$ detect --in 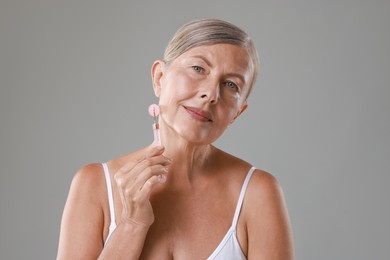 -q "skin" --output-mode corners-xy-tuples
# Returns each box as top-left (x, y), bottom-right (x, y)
(57, 43), (294, 259)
